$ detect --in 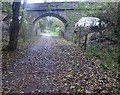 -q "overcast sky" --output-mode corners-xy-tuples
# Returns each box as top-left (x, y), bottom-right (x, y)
(27, 0), (85, 3)
(26, 0), (119, 3)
